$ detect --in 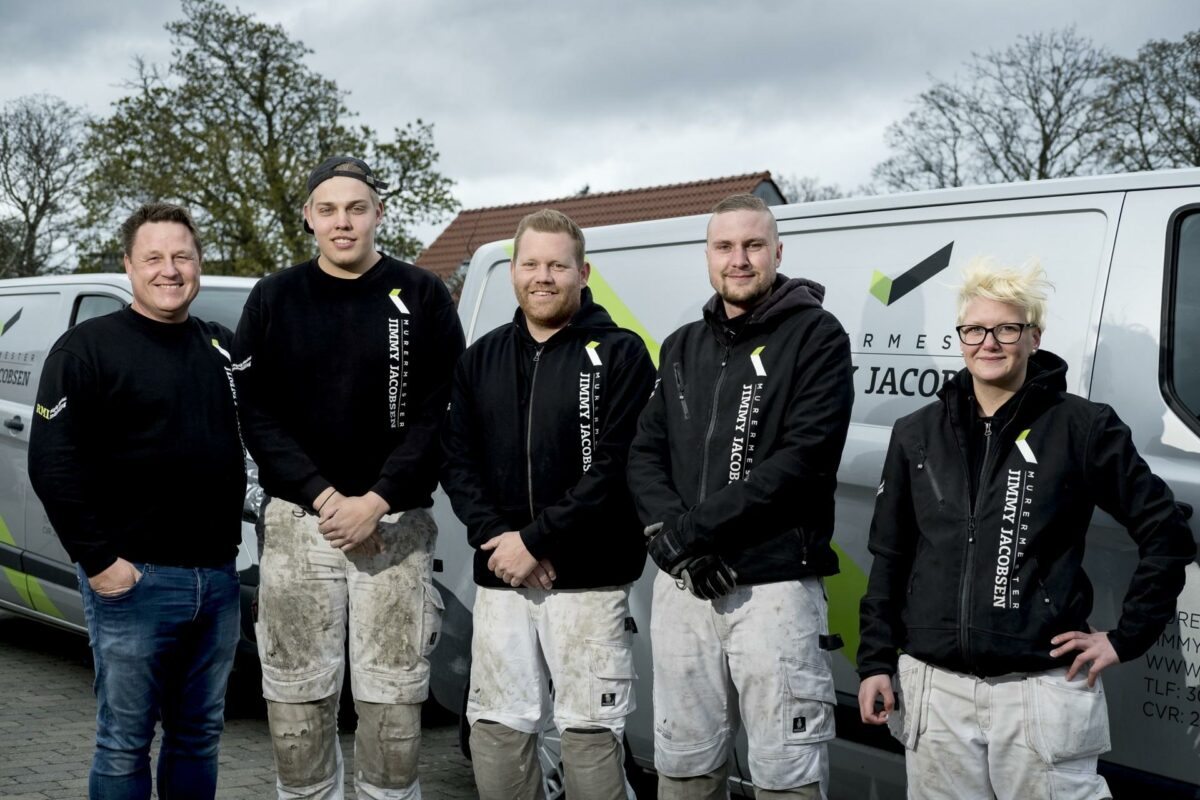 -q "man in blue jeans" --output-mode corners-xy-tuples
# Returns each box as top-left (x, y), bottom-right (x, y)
(29, 203), (246, 799)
